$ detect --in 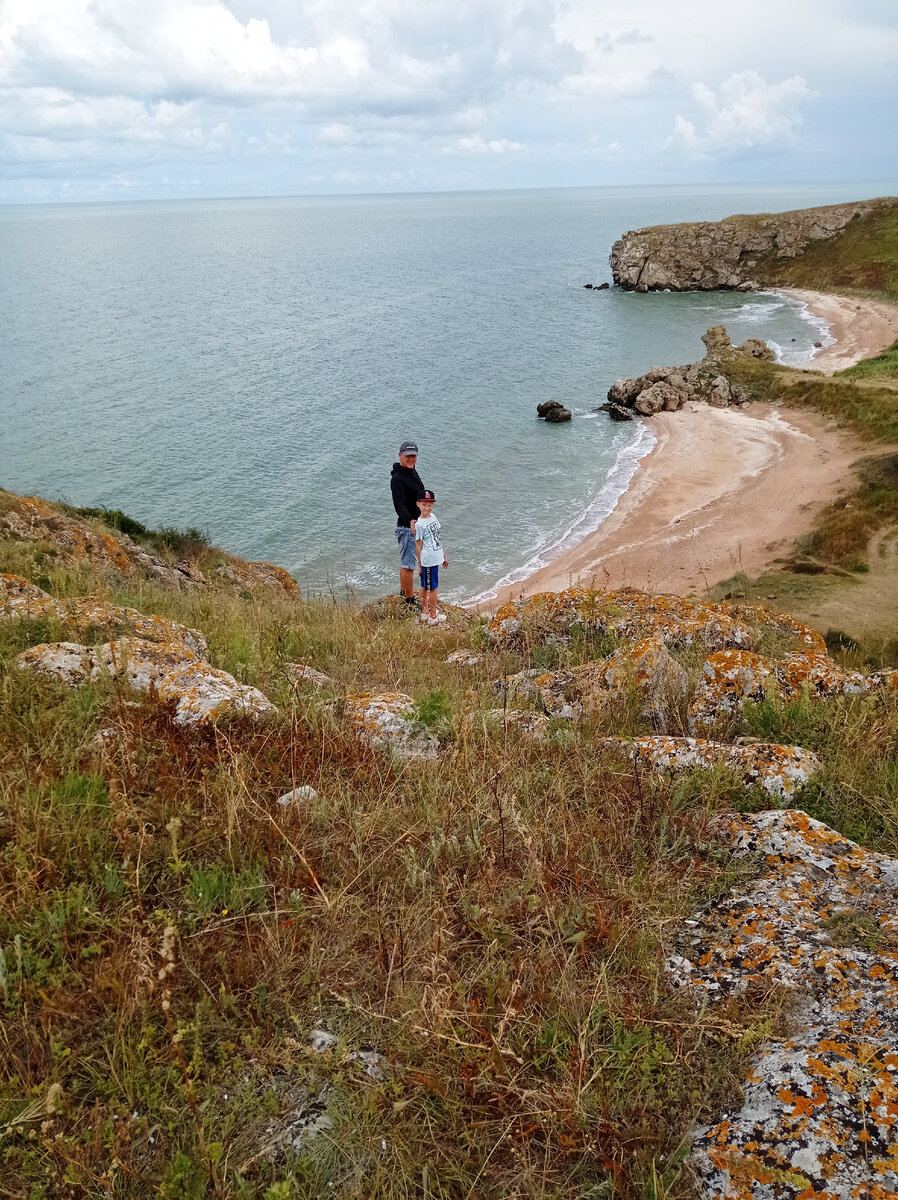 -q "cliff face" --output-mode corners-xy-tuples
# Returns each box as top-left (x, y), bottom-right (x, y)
(609, 197), (897, 291)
